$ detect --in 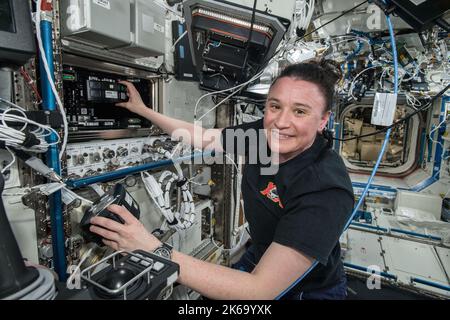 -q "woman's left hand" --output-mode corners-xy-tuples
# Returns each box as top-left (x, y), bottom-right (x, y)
(89, 204), (162, 252)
